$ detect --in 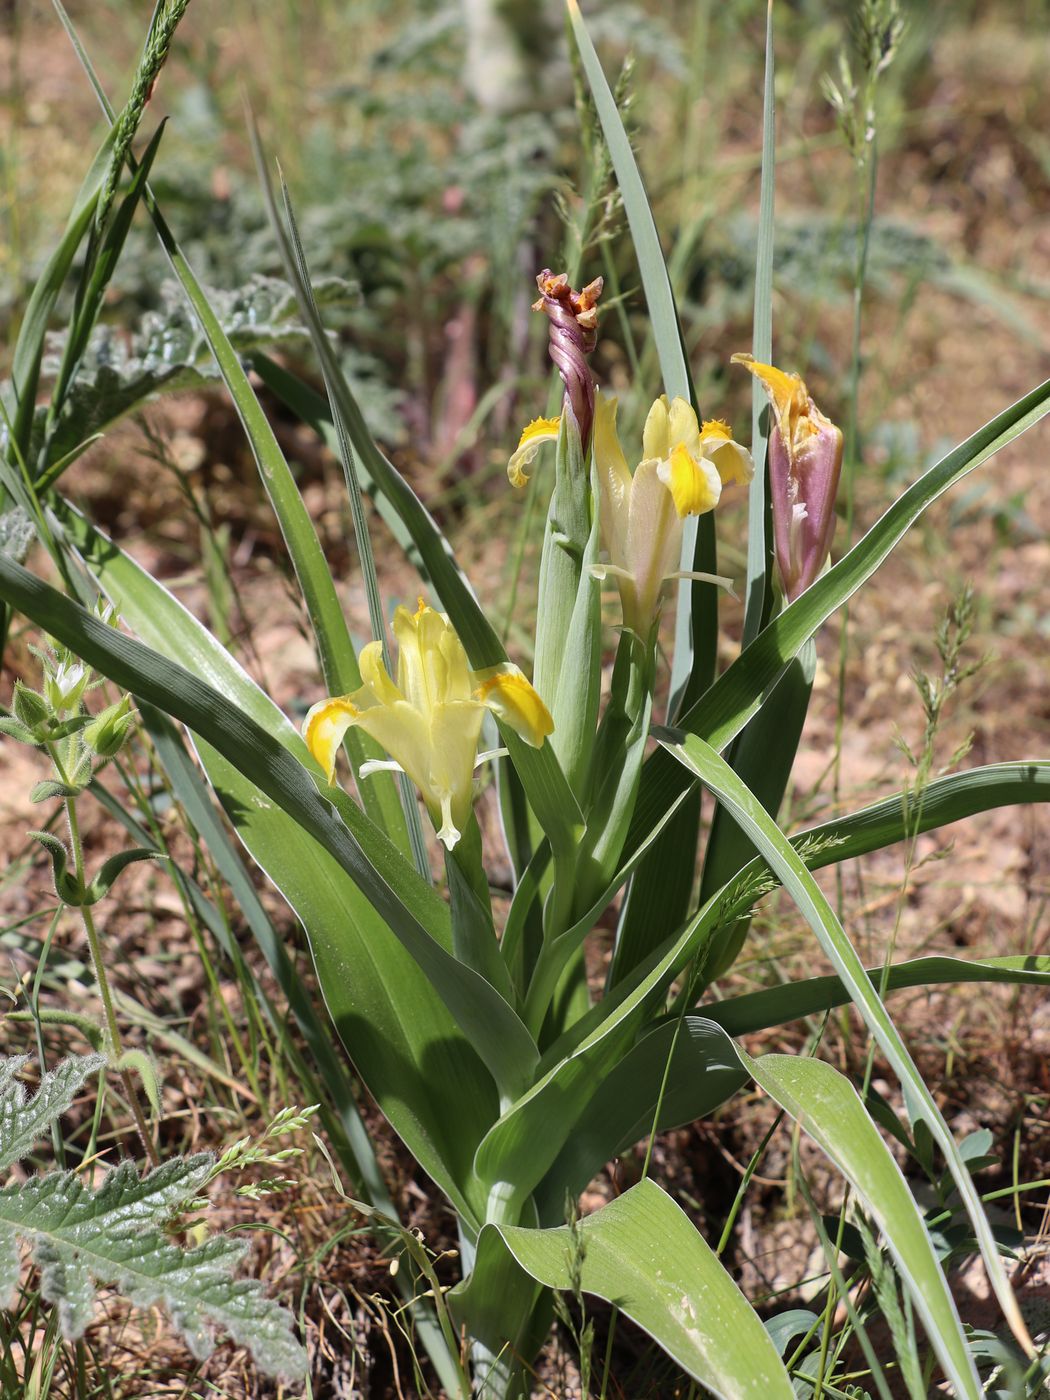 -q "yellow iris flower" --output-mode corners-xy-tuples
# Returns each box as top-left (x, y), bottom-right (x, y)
(304, 601), (552, 850)
(590, 393), (752, 636)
